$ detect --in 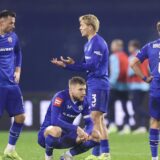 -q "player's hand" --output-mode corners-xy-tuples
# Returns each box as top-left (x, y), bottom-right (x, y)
(77, 127), (89, 142)
(145, 76), (153, 83)
(60, 56), (75, 64)
(88, 129), (100, 142)
(51, 58), (66, 67)
(14, 71), (20, 84)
